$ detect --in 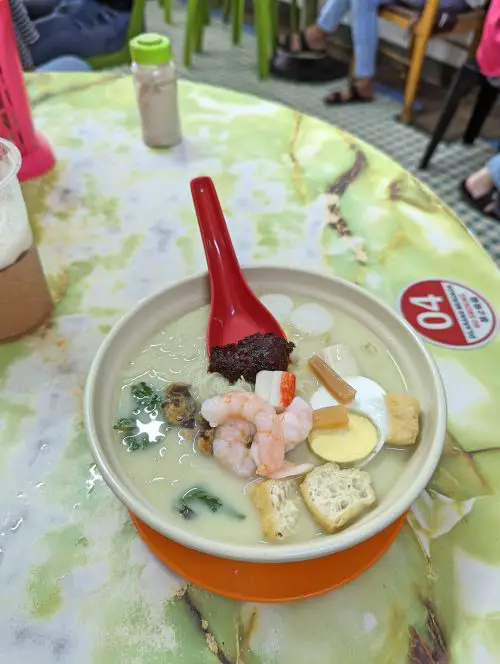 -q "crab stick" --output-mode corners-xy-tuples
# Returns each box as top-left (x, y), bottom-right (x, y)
(308, 355), (357, 404)
(255, 370), (296, 408)
(312, 406), (349, 430)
